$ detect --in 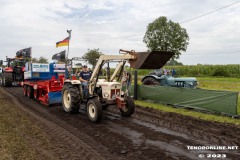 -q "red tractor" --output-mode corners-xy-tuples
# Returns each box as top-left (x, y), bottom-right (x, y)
(1, 57), (26, 87)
